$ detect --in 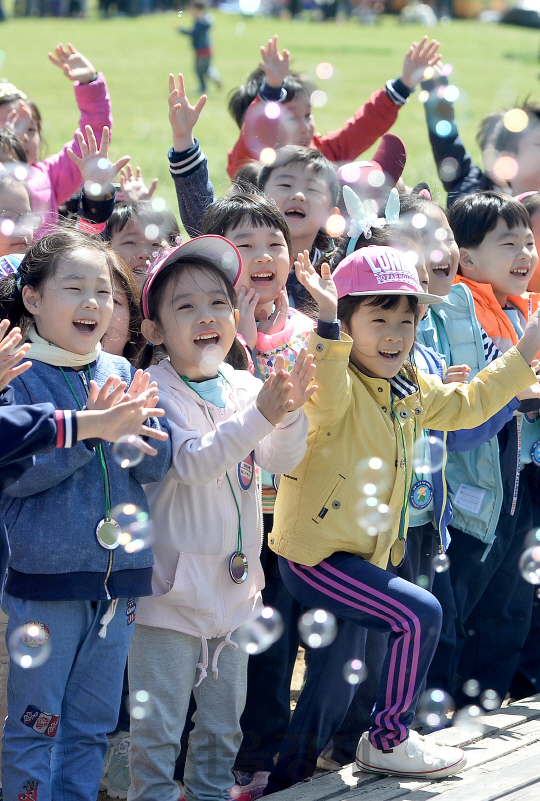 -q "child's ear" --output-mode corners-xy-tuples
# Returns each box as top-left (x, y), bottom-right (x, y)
(459, 246), (477, 275)
(141, 318), (165, 346)
(21, 285), (39, 315)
